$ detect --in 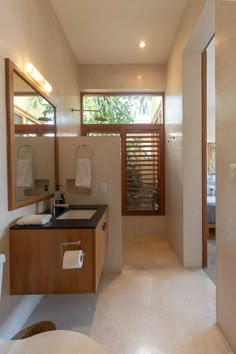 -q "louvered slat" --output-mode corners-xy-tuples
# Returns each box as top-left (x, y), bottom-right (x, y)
(125, 131), (160, 213)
